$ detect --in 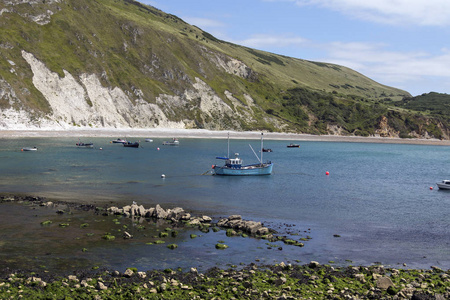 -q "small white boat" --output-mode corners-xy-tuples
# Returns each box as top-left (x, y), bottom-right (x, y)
(21, 147), (38, 151)
(145, 138), (153, 142)
(76, 142), (94, 148)
(163, 138), (179, 146)
(437, 180), (450, 190)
